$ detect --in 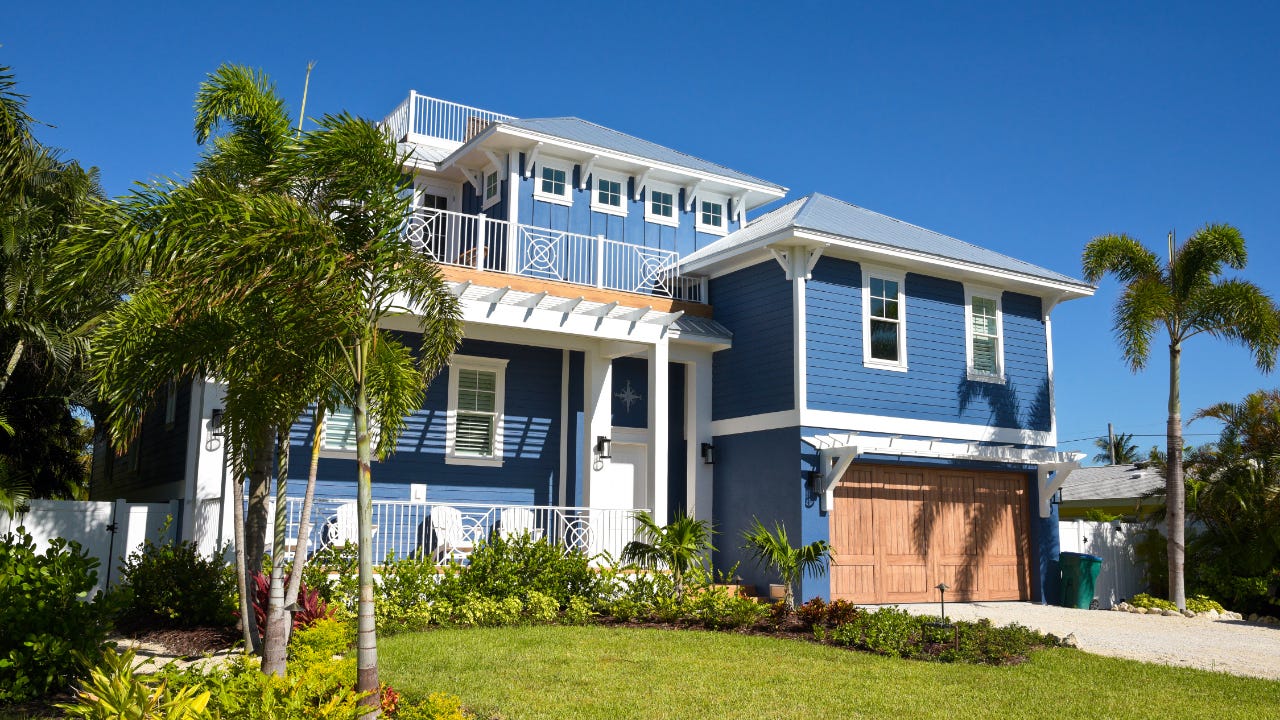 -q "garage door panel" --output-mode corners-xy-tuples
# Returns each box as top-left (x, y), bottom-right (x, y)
(831, 465), (1031, 604)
